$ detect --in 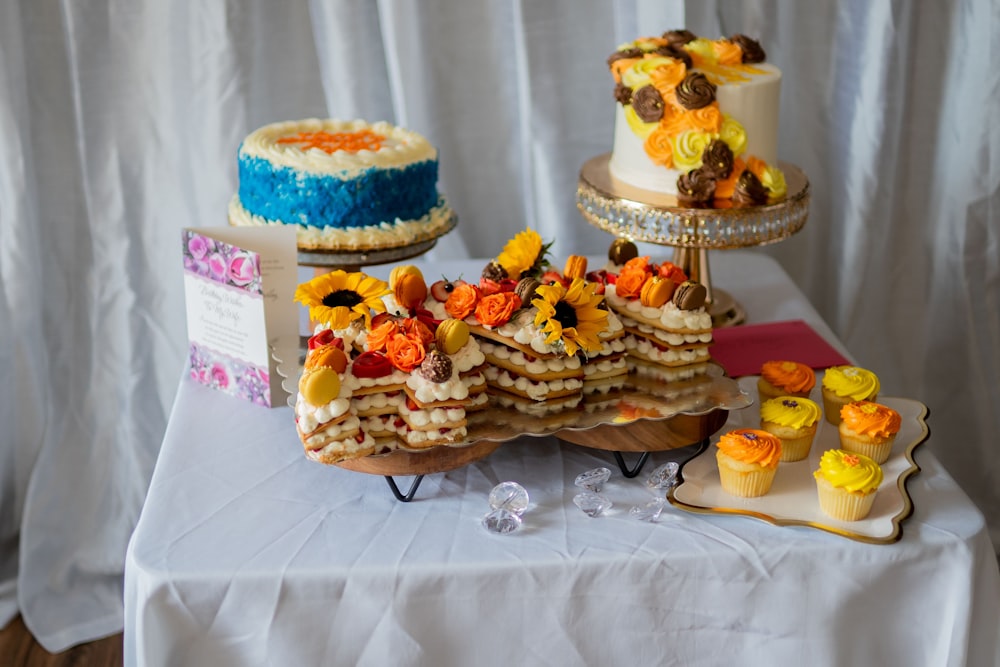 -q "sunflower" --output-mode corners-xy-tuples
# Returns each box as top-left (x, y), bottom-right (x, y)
(496, 228), (551, 279)
(295, 270), (390, 330)
(531, 278), (608, 356)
